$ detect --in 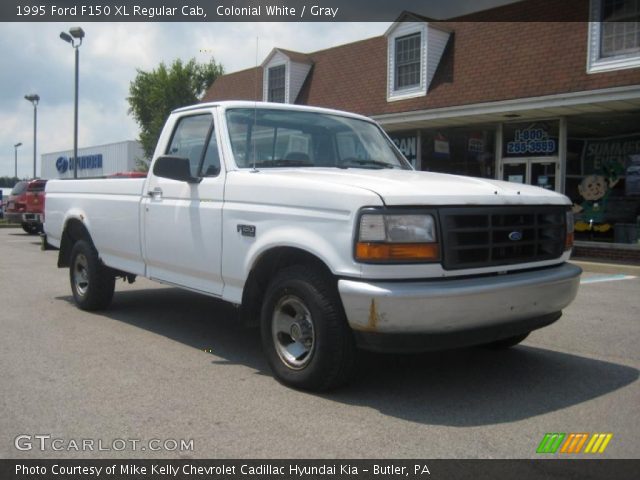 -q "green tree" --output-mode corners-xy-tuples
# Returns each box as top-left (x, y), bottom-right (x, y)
(128, 58), (224, 165)
(0, 177), (19, 188)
